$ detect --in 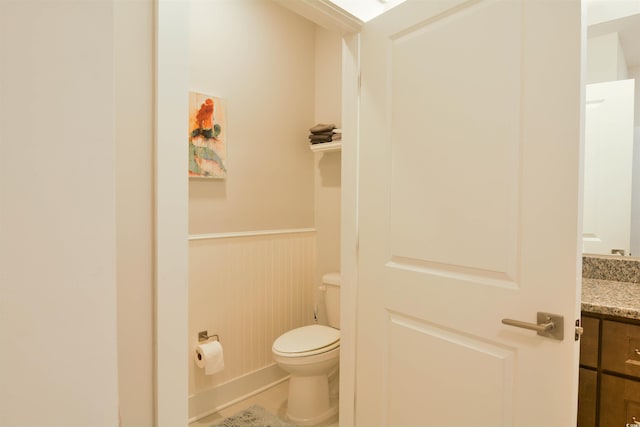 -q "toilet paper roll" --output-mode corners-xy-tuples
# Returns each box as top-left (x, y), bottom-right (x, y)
(195, 341), (225, 375)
